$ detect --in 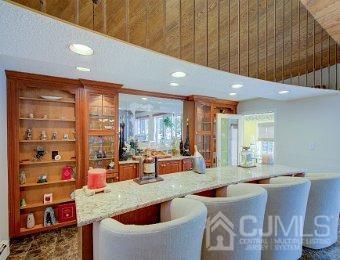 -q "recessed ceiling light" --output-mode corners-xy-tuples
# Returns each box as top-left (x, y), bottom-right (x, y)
(141, 97), (148, 100)
(169, 82), (179, 87)
(229, 92), (237, 96)
(69, 43), (93, 56)
(231, 84), (243, 89)
(278, 90), (290, 95)
(171, 71), (186, 78)
(76, 66), (90, 72)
